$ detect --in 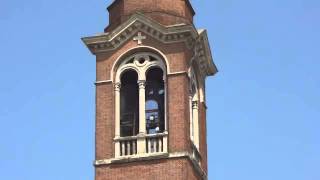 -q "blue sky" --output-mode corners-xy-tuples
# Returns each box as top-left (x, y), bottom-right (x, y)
(0, 0), (319, 179)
